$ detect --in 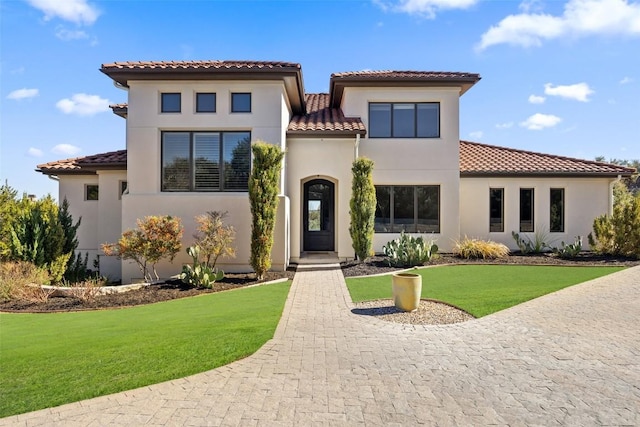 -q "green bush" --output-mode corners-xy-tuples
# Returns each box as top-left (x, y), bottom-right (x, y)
(453, 237), (510, 259)
(349, 157), (376, 261)
(511, 228), (553, 254)
(382, 232), (438, 267)
(588, 181), (640, 258)
(249, 142), (284, 280)
(553, 236), (583, 259)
